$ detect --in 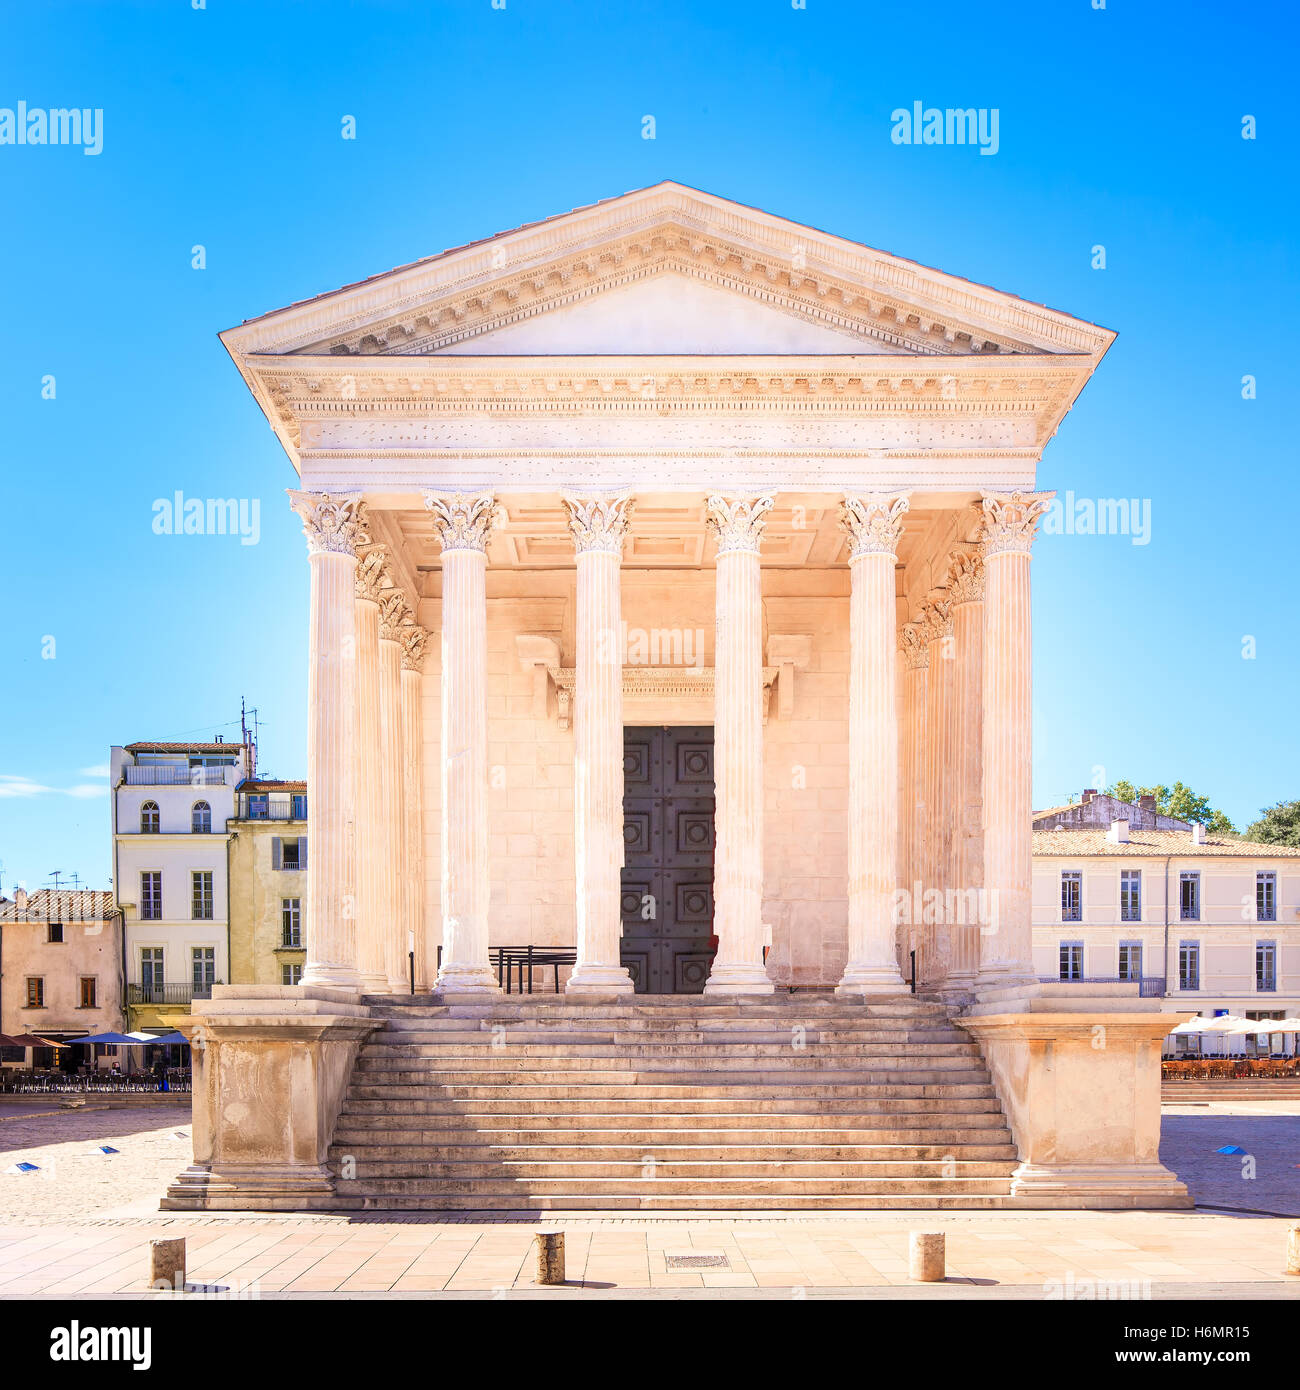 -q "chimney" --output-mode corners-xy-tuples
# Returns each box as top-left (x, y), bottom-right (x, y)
(1191, 823), (1206, 845)
(1108, 819), (1130, 844)
(14, 887), (27, 910)
(1138, 795), (1156, 812)
(1082, 788), (1097, 803)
